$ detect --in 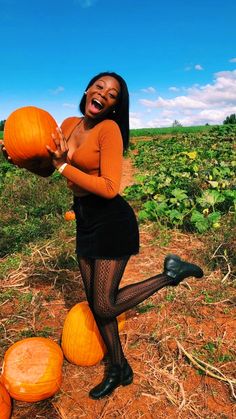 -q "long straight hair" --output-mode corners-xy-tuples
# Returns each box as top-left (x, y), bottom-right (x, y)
(79, 72), (130, 151)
